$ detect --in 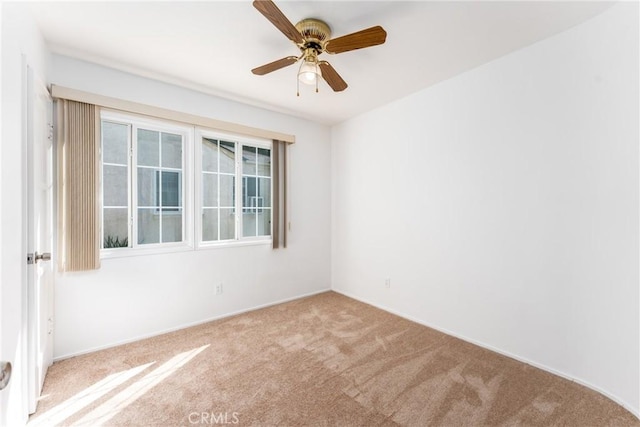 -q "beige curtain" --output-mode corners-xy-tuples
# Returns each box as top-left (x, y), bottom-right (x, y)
(56, 99), (101, 271)
(272, 140), (288, 249)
